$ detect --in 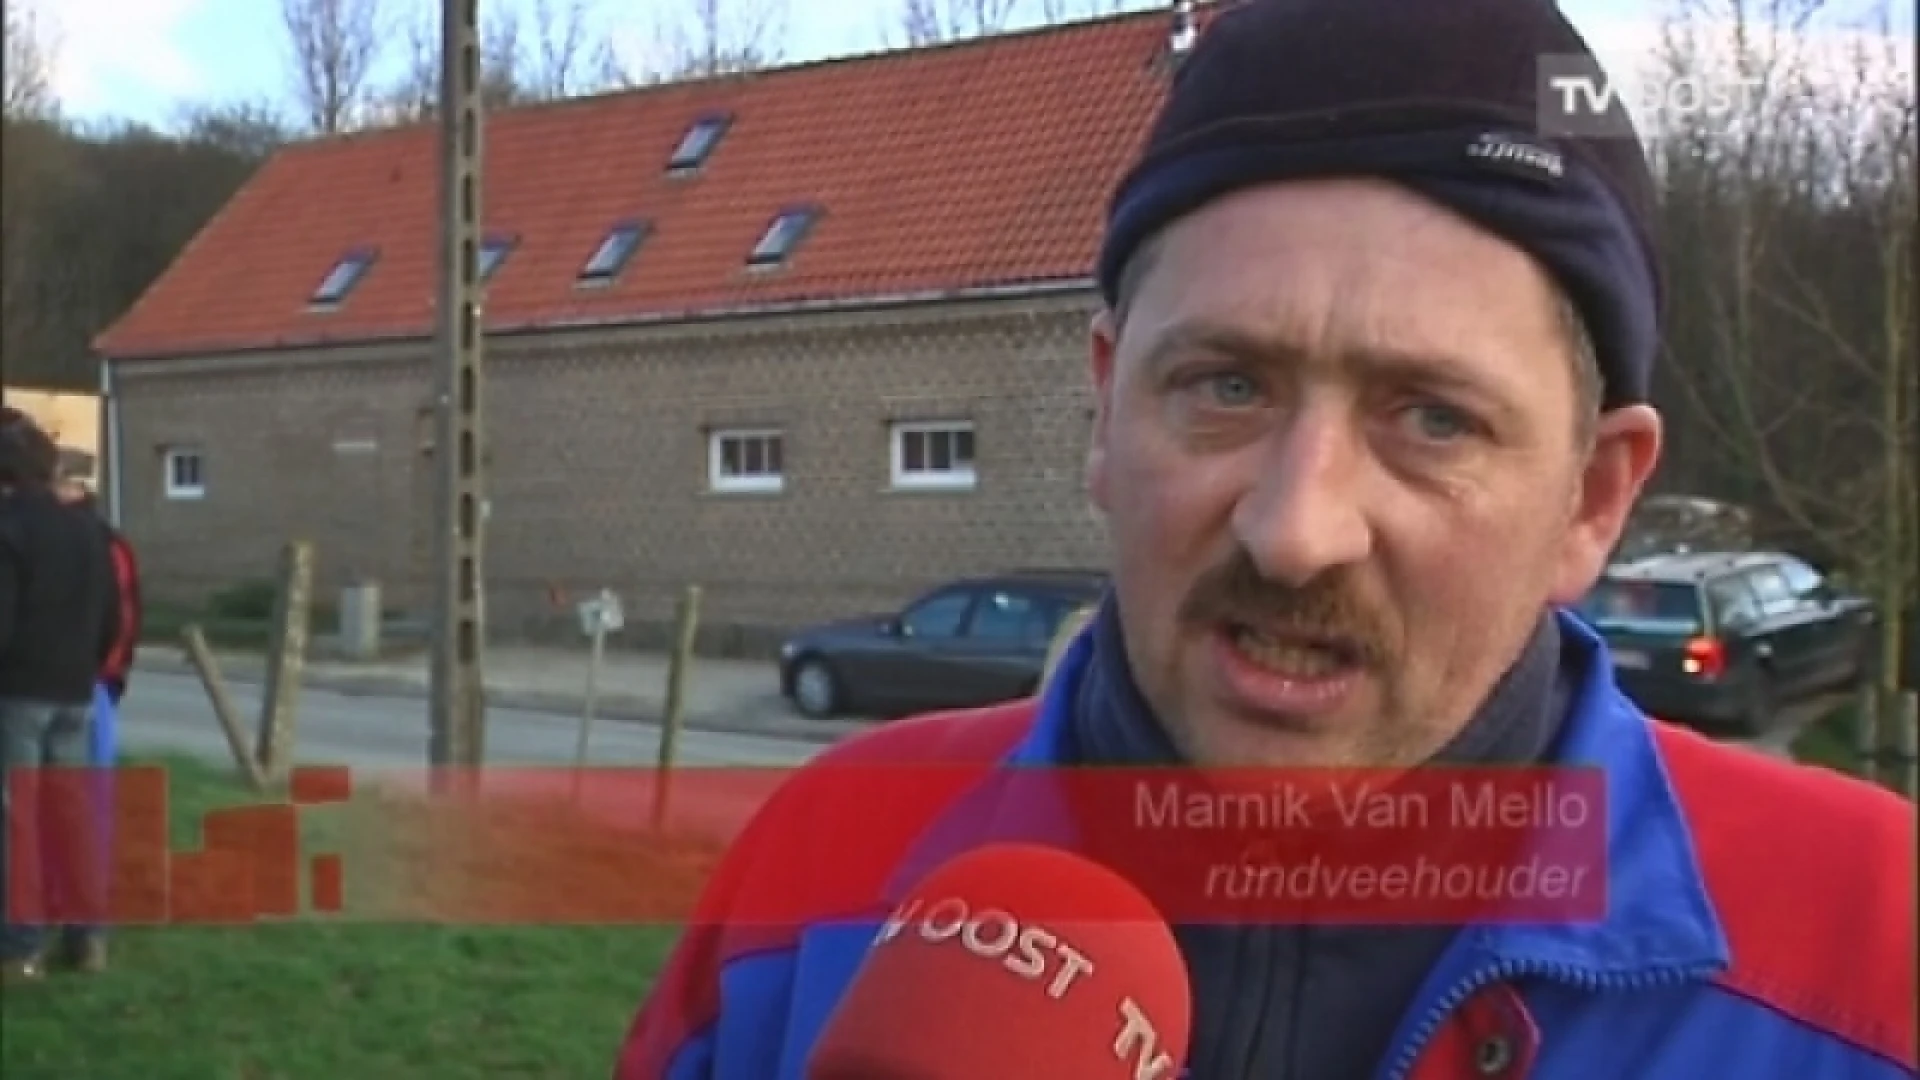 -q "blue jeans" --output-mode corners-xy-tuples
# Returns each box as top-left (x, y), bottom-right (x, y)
(0, 697), (103, 961)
